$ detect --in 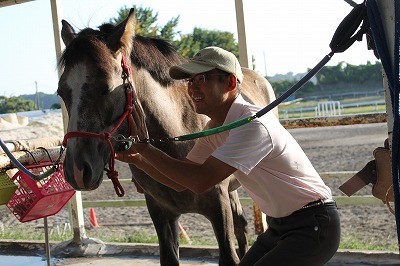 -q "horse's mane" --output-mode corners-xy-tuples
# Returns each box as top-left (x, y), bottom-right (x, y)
(130, 35), (186, 86)
(59, 23), (185, 86)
